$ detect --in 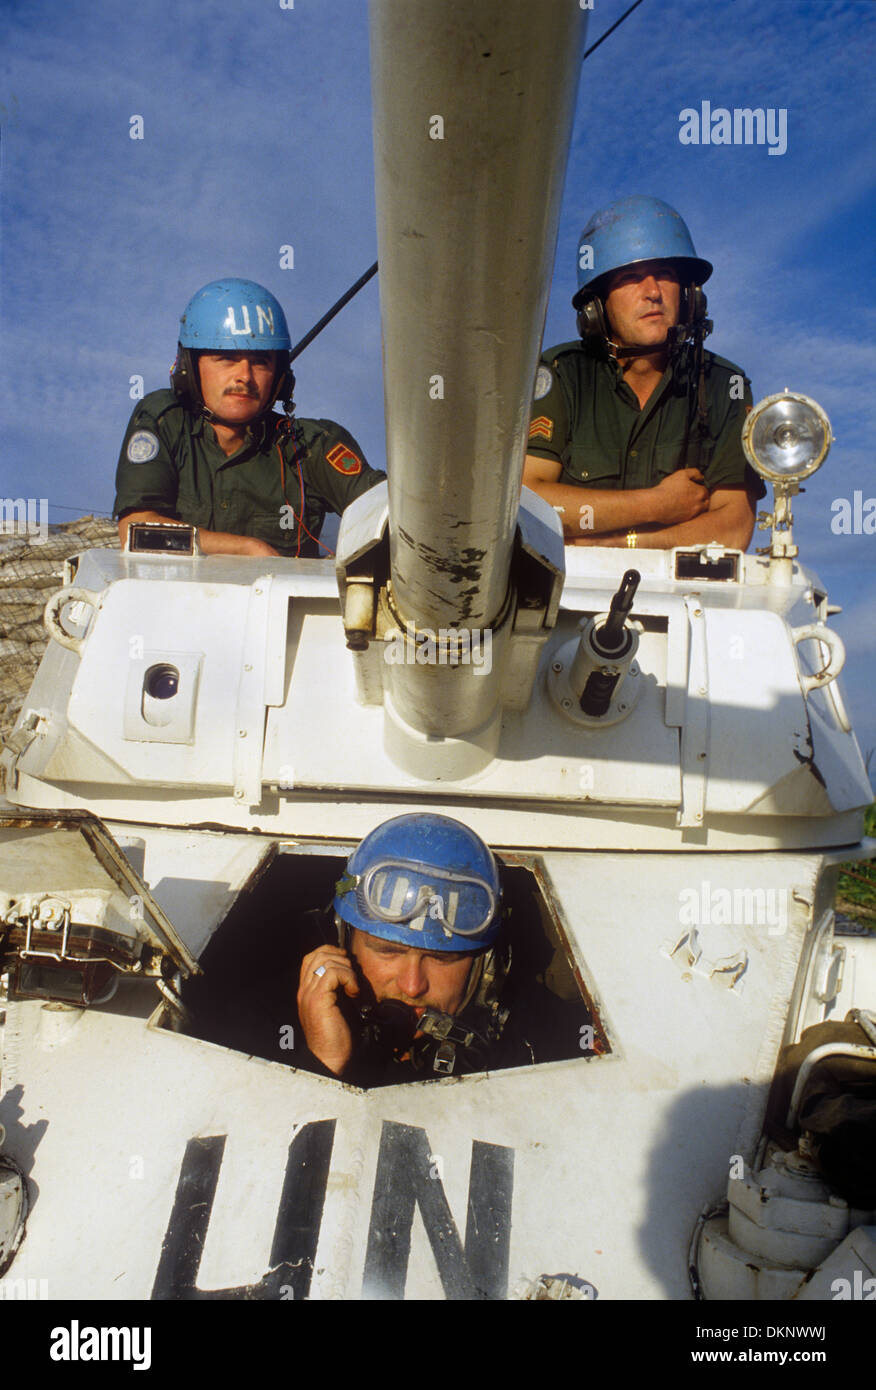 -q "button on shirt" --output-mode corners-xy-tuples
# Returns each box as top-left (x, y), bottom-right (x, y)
(114, 390), (383, 557)
(528, 341), (765, 498)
